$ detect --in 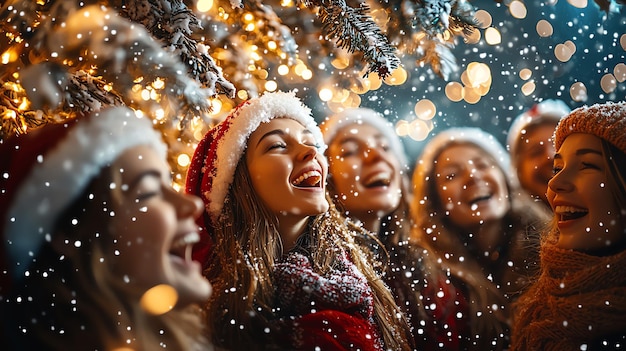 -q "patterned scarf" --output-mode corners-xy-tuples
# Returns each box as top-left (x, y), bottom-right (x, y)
(511, 243), (626, 350)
